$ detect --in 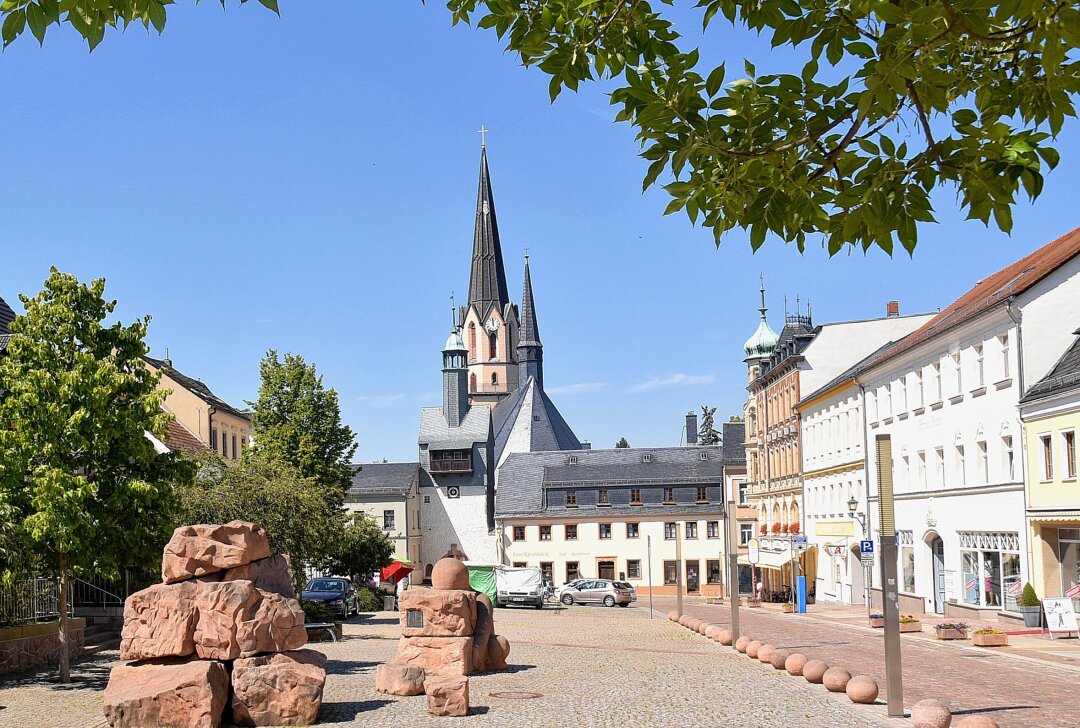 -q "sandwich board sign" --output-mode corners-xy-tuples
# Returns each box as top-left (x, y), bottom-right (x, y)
(1043, 597), (1078, 637)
